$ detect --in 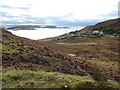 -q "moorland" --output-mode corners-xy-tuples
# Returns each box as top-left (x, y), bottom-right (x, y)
(1, 18), (120, 88)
